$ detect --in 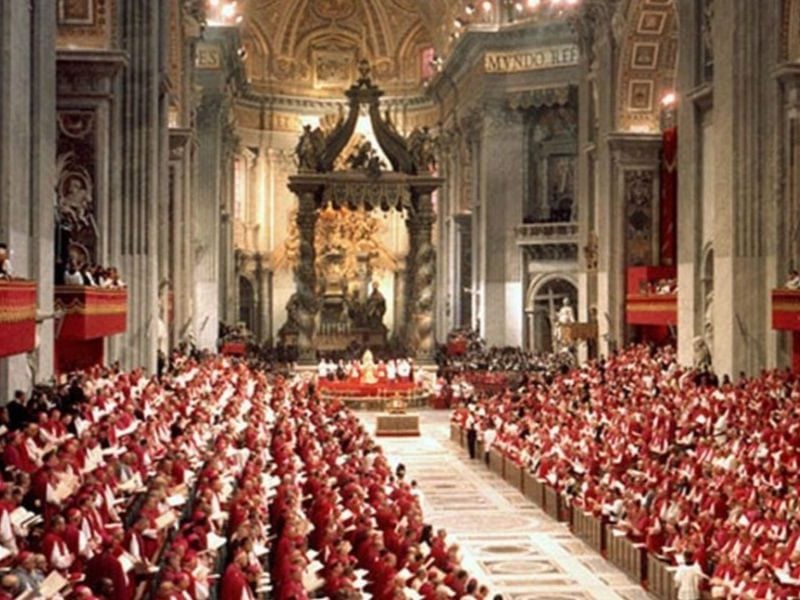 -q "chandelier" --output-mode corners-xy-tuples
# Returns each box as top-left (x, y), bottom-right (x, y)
(206, 0), (243, 26)
(452, 0), (581, 36)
